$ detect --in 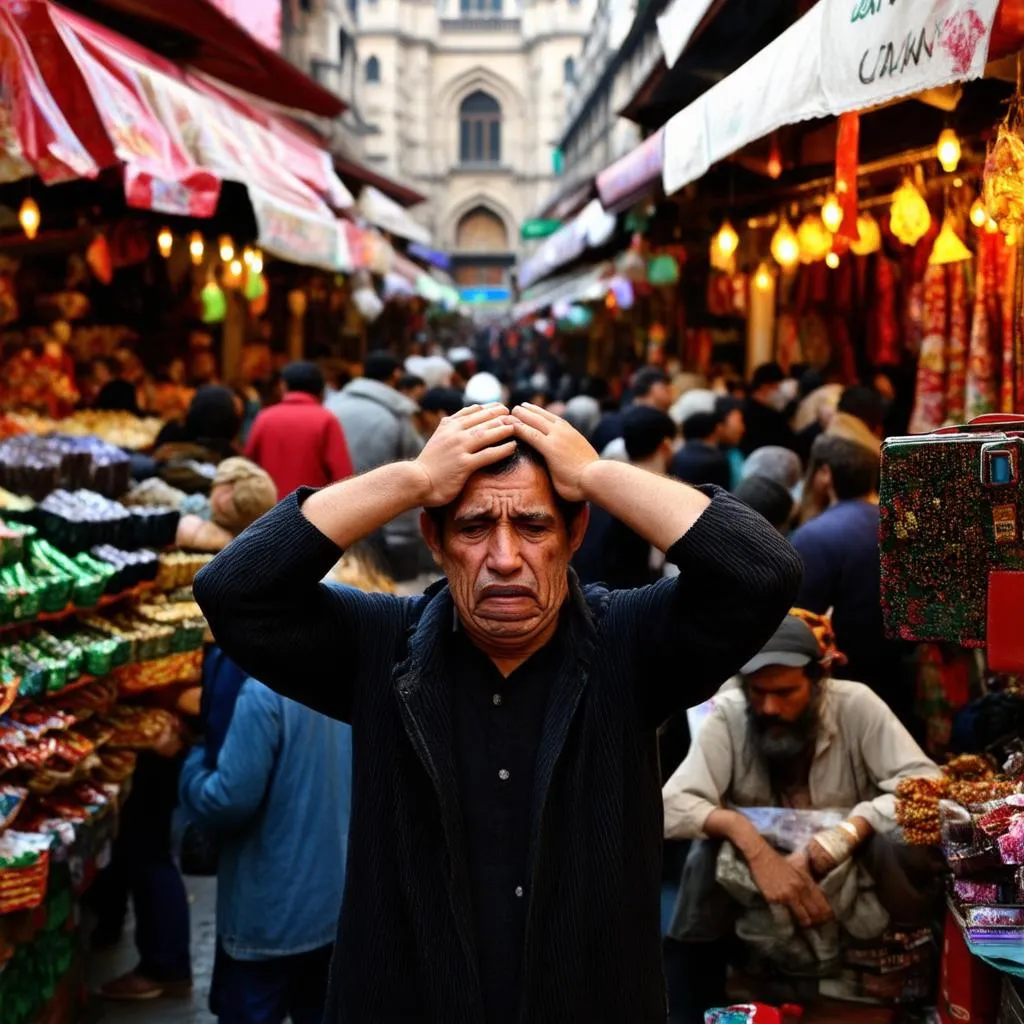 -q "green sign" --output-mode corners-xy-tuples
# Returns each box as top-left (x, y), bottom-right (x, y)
(520, 219), (562, 241)
(552, 148), (564, 176)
